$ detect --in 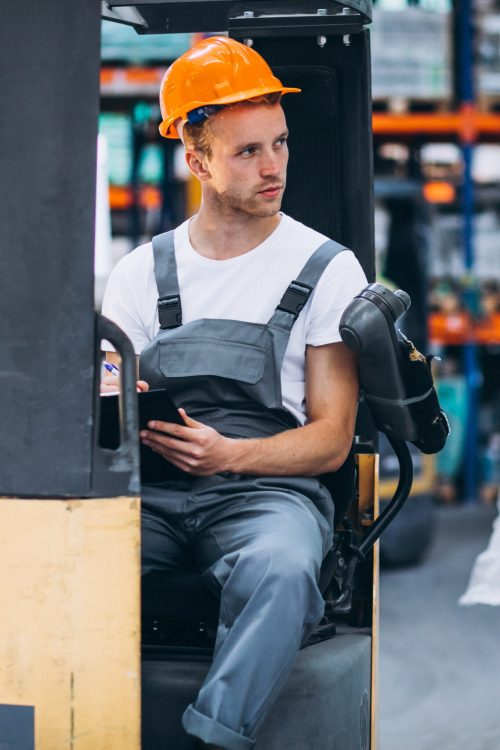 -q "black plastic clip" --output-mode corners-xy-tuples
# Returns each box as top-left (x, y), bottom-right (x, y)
(158, 295), (182, 329)
(277, 281), (313, 320)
